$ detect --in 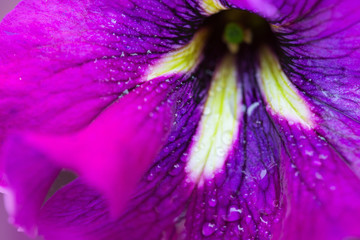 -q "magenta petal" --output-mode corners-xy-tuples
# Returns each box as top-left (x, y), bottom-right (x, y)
(0, 78), (175, 235)
(272, 121), (360, 240)
(0, 134), (60, 235)
(185, 51), (283, 239)
(33, 66), (213, 240)
(19, 79), (175, 216)
(0, 0), (209, 235)
(0, 0), (204, 136)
